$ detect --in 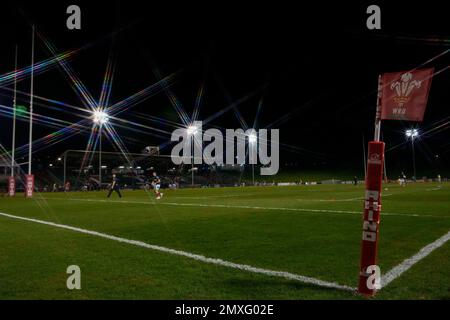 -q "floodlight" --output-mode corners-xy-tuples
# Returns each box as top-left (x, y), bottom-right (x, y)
(248, 133), (257, 144)
(93, 110), (109, 124)
(186, 124), (198, 135)
(405, 128), (419, 138)
(405, 128), (419, 180)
